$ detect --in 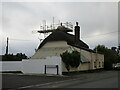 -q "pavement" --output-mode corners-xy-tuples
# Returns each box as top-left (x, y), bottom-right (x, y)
(1, 70), (120, 89)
